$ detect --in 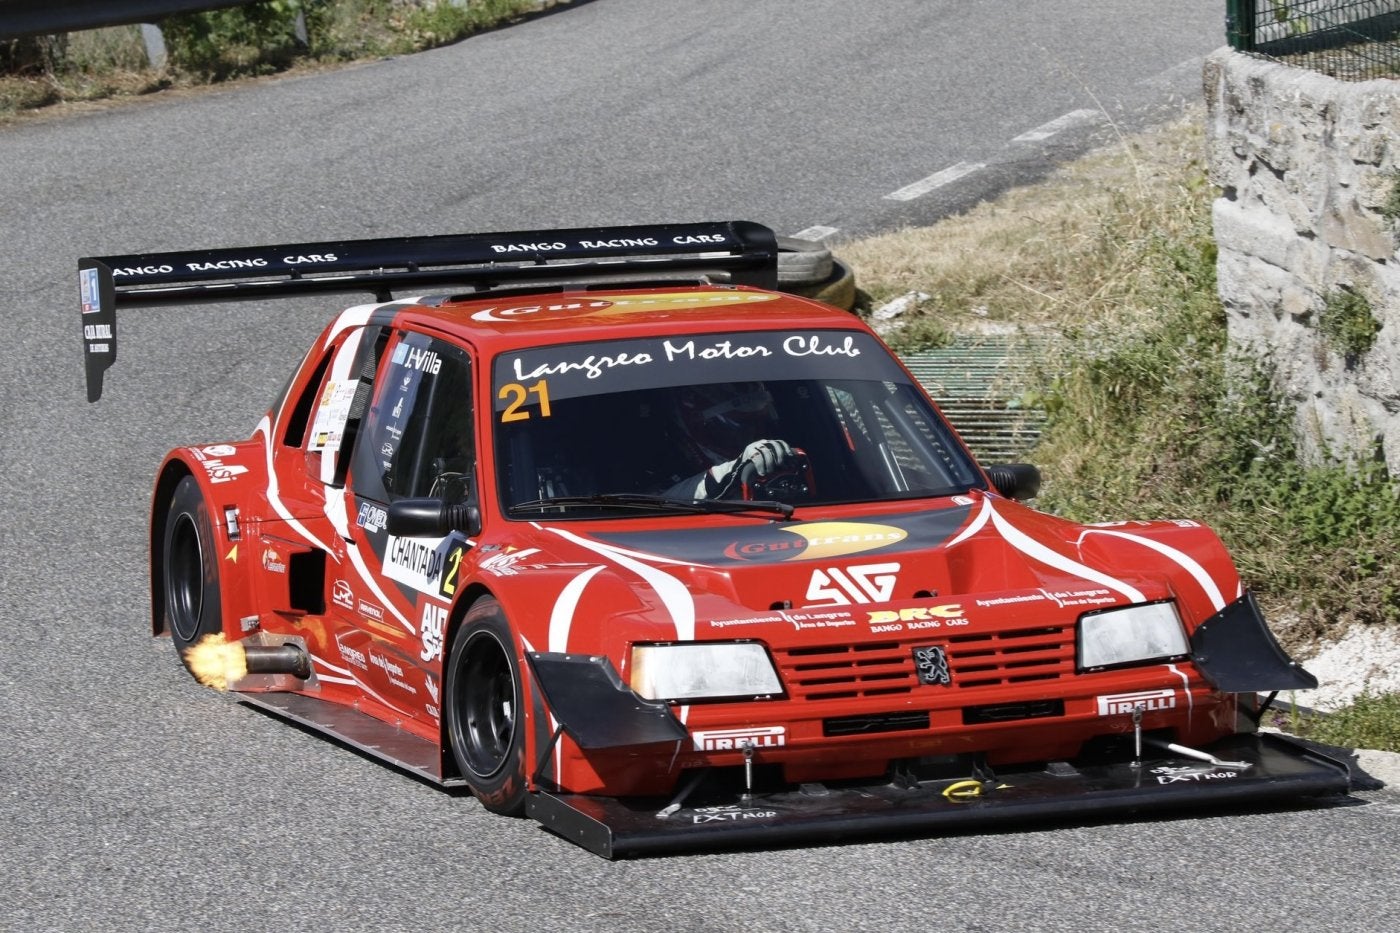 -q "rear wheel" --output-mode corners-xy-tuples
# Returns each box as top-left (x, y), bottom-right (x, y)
(162, 475), (224, 672)
(445, 597), (527, 815)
